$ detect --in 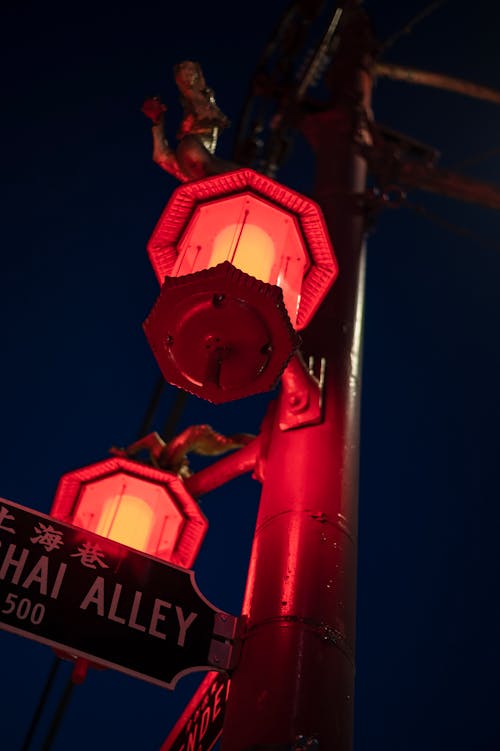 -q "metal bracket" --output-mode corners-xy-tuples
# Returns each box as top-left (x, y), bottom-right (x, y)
(208, 612), (242, 671)
(278, 353), (325, 431)
(212, 611), (238, 641)
(208, 638), (235, 671)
